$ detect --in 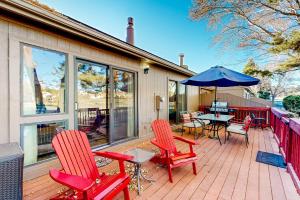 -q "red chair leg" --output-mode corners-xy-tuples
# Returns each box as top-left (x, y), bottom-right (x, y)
(123, 187), (130, 200)
(192, 162), (197, 175)
(167, 165), (173, 183)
